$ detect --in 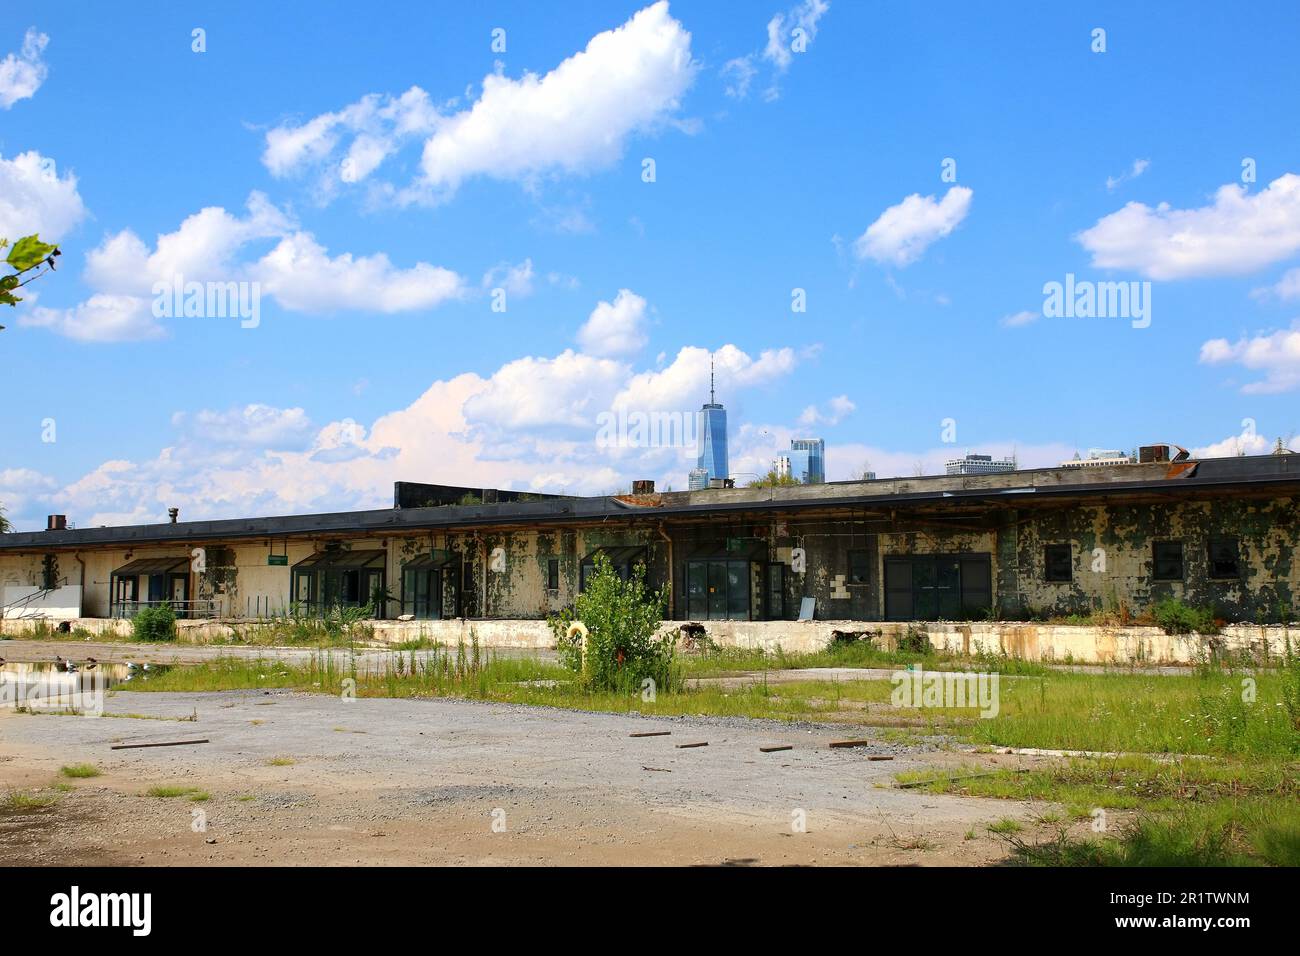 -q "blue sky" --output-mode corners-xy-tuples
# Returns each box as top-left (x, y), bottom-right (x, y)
(2, 1), (1299, 530)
